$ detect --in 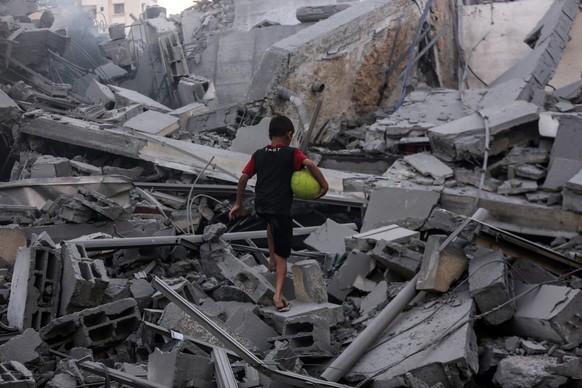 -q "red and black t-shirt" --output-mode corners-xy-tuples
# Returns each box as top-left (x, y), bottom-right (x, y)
(242, 144), (307, 216)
